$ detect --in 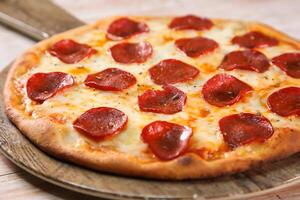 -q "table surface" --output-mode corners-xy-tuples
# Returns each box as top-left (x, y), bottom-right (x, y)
(0, 0), (300, 199)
